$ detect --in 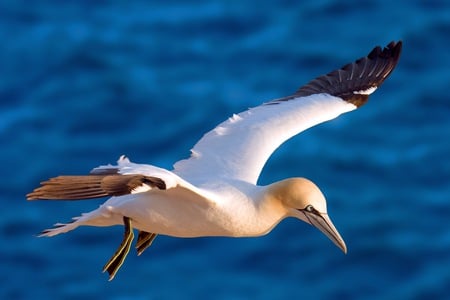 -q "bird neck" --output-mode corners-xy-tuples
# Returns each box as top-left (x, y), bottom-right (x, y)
(210, 180), (288, 237)
(243, 184), (290, 236)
